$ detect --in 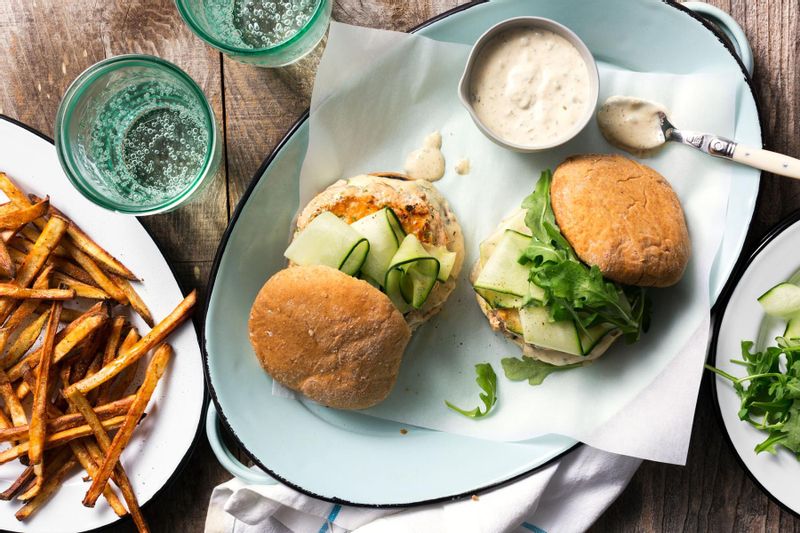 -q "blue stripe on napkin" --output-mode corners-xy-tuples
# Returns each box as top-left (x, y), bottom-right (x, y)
(521, 522), (546, 533)
(317, 504), (342, 533)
